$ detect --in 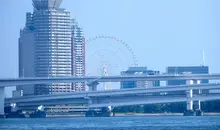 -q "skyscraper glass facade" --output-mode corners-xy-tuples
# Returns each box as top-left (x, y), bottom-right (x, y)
(71, 20), (86, 92)
(120, 67), (160, 89)
(167, 66), (209, 85)
(33, 3), (72, 95)
(166, 66), (209, 94)
(18, 0), (85, 95)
